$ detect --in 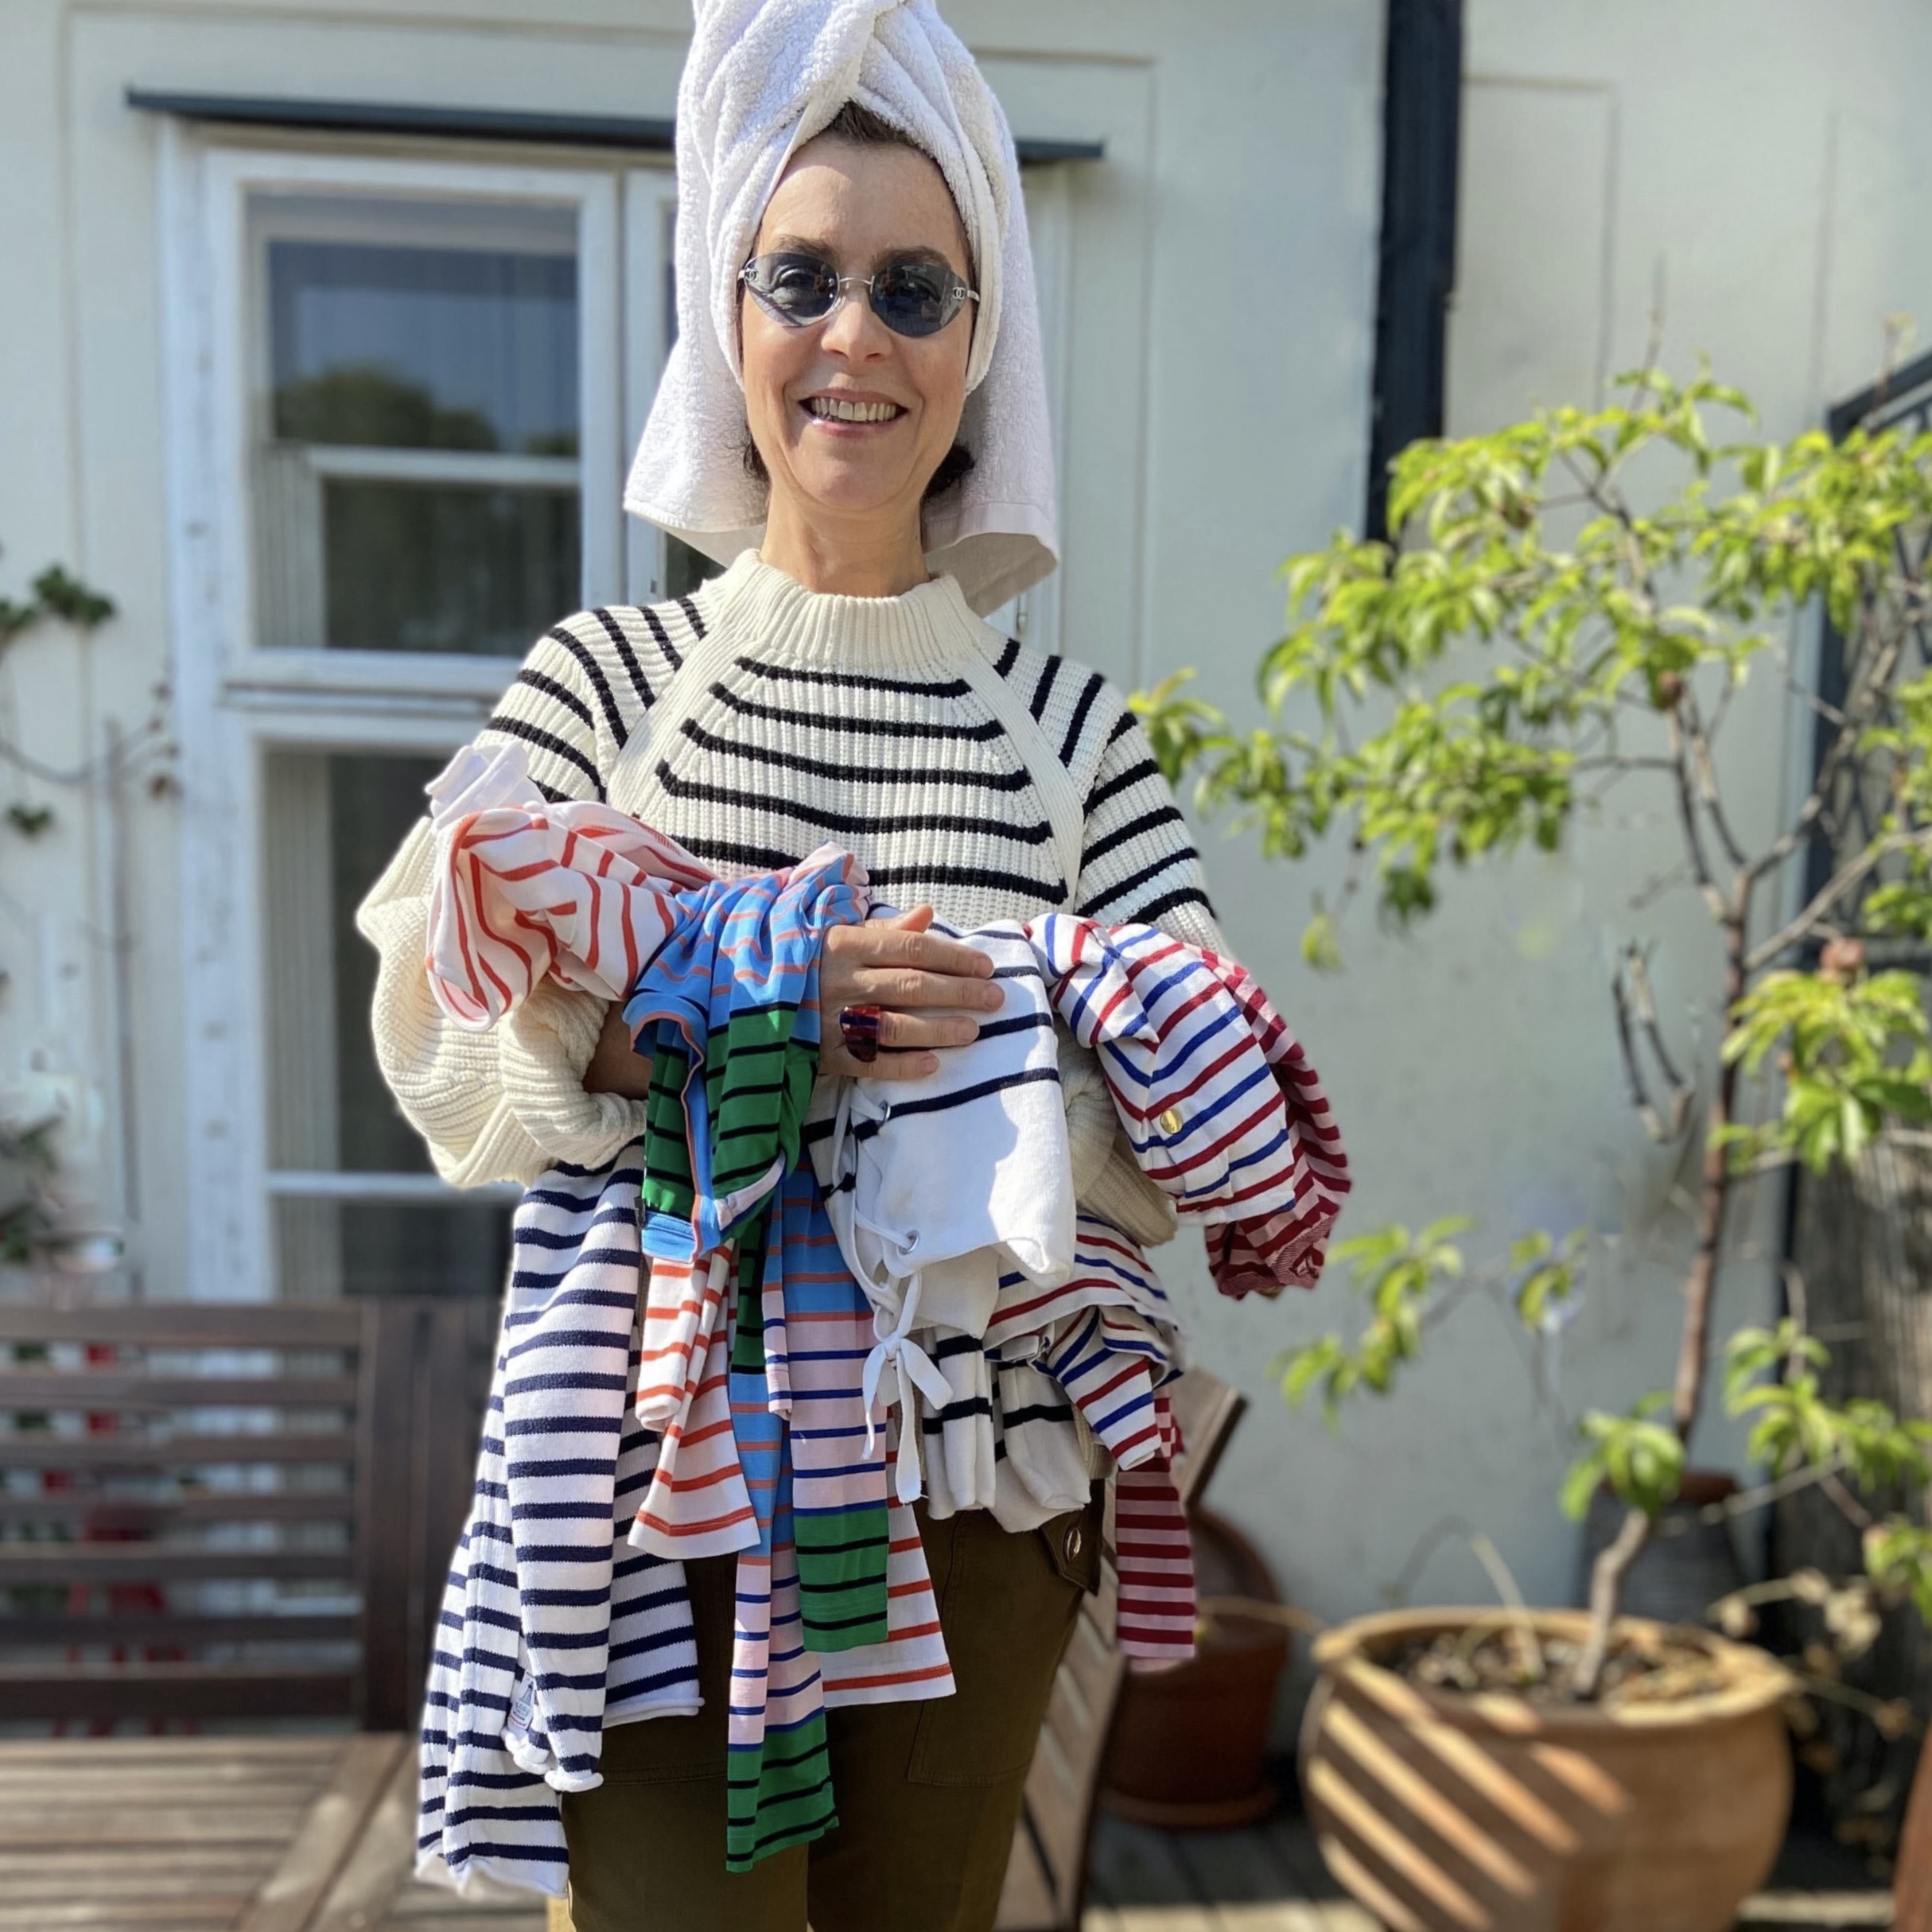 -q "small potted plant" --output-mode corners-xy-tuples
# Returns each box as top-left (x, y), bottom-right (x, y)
(1137, 364), (1932, 1932)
